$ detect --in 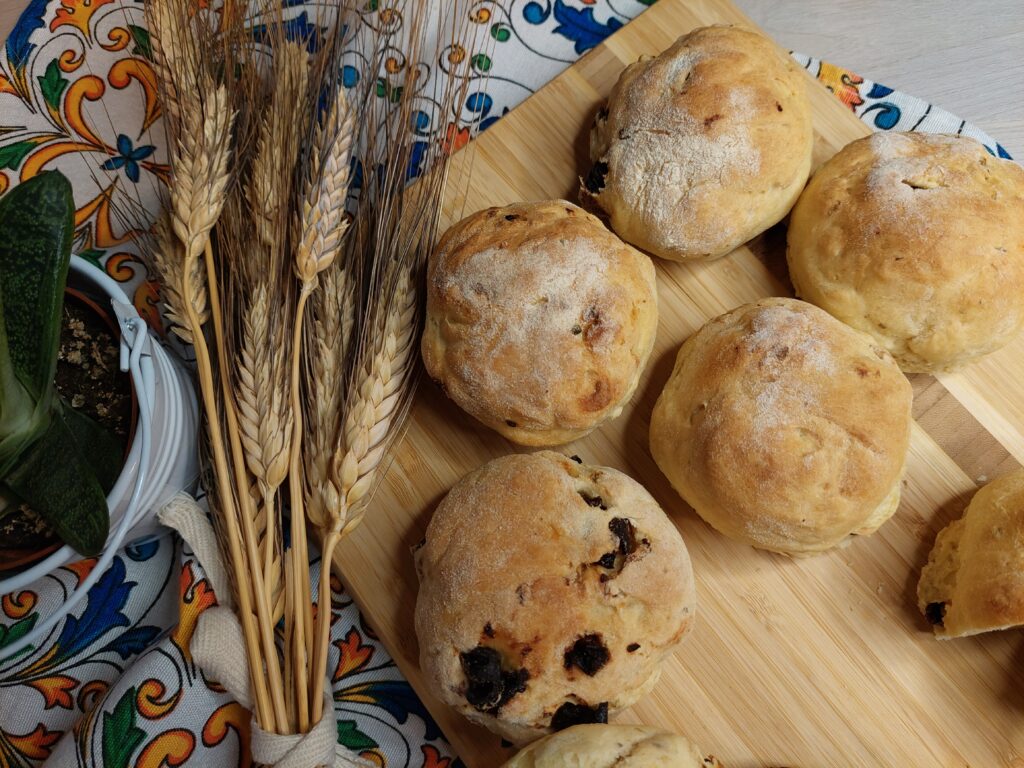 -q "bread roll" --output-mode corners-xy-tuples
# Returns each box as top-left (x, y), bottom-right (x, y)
(918, 469), (1024, 638)
(787, 132), (1024, 372)
(501, 724), (722, 767)
(650, 298), (912, 555)
(583, 25), (813, 261)
(422, 200), (658, 446)
(414, 451), (695, 744)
